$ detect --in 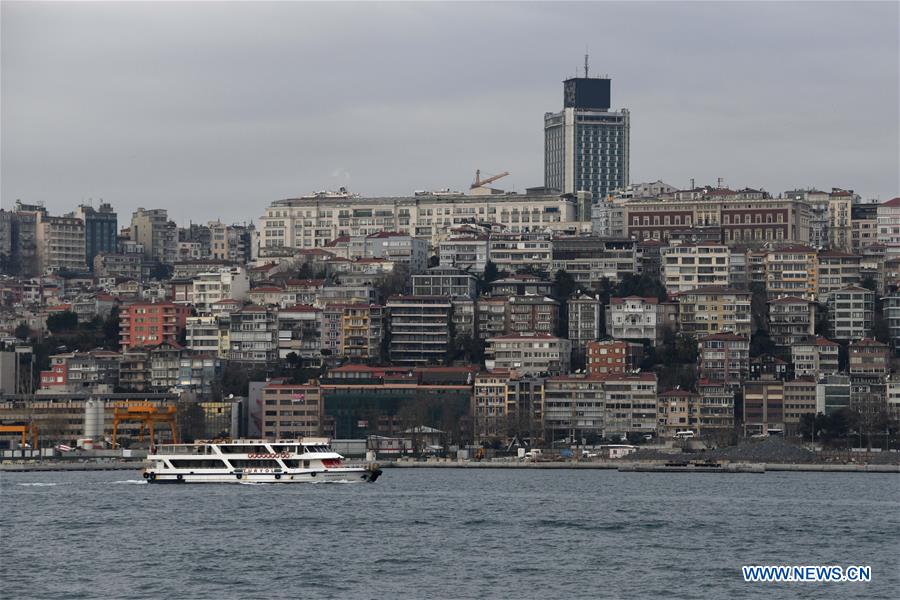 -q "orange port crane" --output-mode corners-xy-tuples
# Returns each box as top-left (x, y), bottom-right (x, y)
(0, 422), (38, 448)
(111, 404), (178, 449)
(470, 169), (509, 190)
